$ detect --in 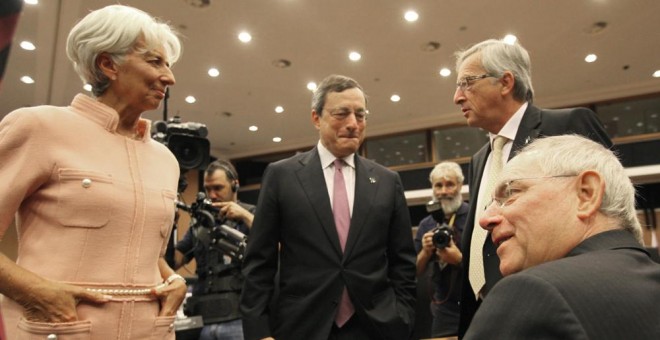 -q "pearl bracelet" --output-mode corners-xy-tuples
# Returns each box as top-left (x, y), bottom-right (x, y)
(165, 273), (186, 285)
